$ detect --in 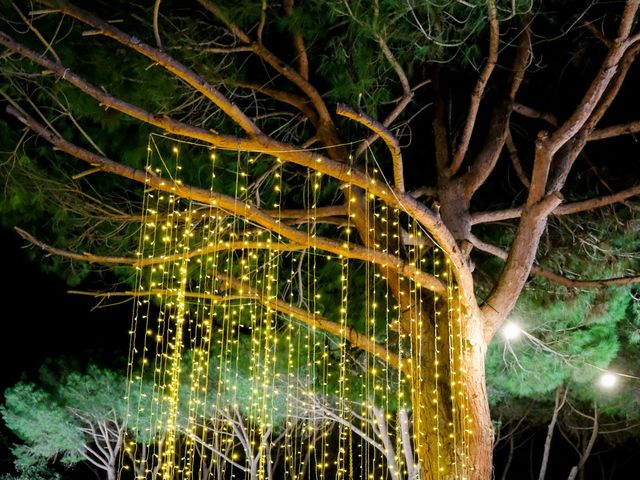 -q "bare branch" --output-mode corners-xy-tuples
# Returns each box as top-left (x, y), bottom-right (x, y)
(0, 32), (248, 146)
(12, 1), (61, 63)
(470, 234), (640, 288)
(449, 0), (499, 176)
(352, 33), (415, 159)
(232, 80), (318, 123)
(8, 106), (445, 294)
(512, 102), (558, 127)
(43, 0), (261, 135)
(196, 0), (332, 127)
(153, 0), (162, 50)
(582, 20), (612, 47)
(460, 25), (530, 196)
(282, 0), (309, 80)
(480, 193), (563, 338)
(567, 405), (598, 480)
(257, 0), (267, 43)
(71, 277), (400, 368)
(537, 387), (568, 480)
(528, 135), (555, 204)
(471, 183), (640, 224)
(583, 42), (640, 133)
(546, 0), (640, 154)
(216, 272), (401, 369)
(589, 119), (640, 140)
(264, 205), (346, 219)
(506, 128), (530, 189)
(15, 227), (306, 266)
(337, 103), (405, 192)
(376, 34), (411, 96)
